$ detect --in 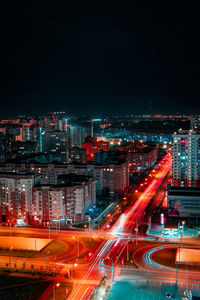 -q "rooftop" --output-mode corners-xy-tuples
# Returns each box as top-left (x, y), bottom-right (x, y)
(168, 186), (200, 197)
